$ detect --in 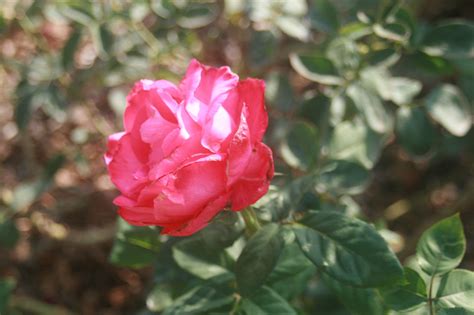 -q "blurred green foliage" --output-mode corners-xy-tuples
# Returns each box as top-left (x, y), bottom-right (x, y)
(0, 0), (473, 314)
